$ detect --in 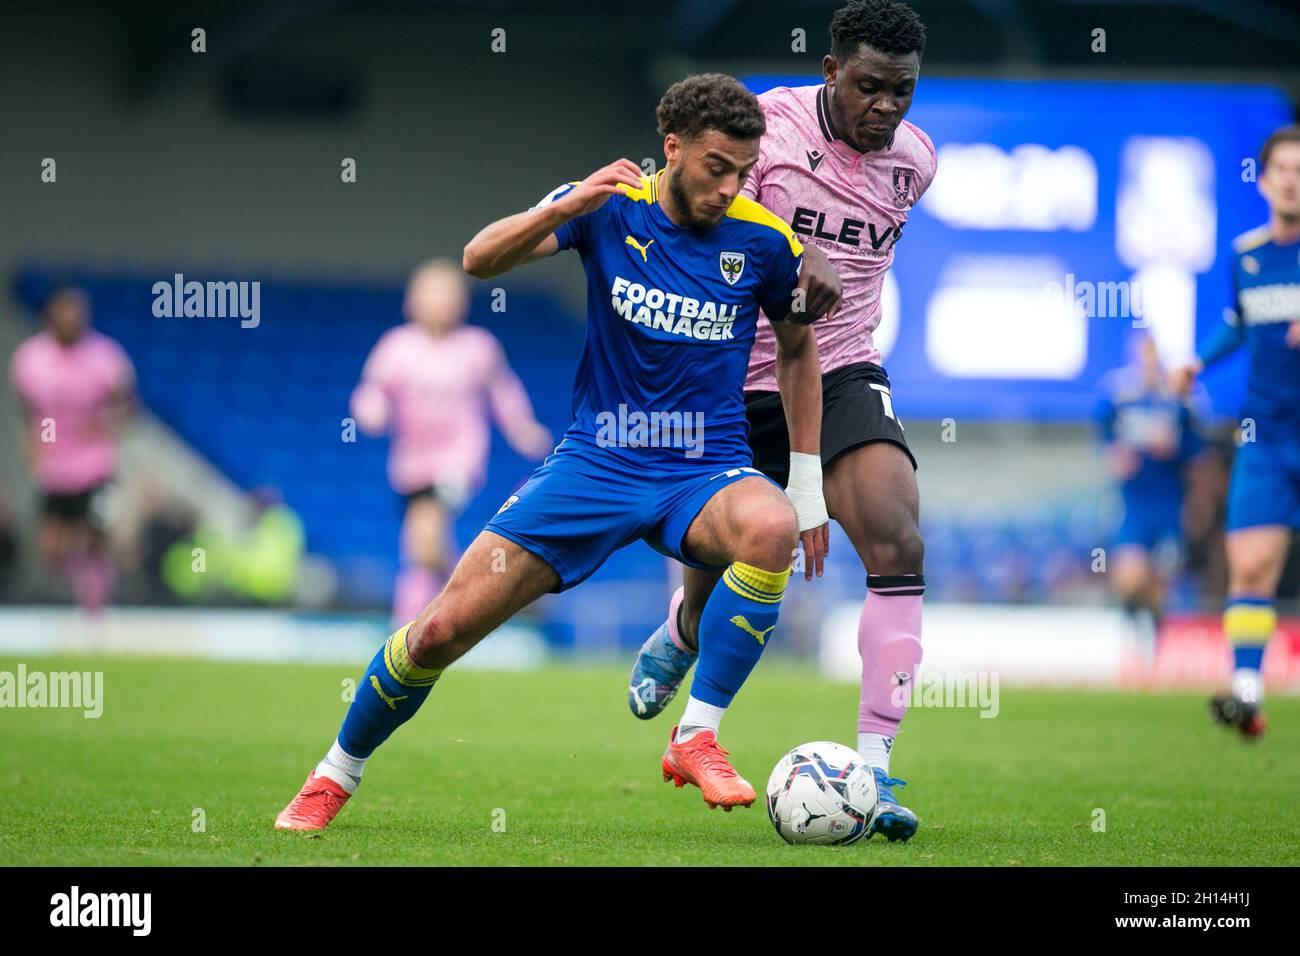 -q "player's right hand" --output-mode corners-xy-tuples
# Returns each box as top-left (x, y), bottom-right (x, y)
(1168, 361), (1201, 397)
(552, 159), (644, 219)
